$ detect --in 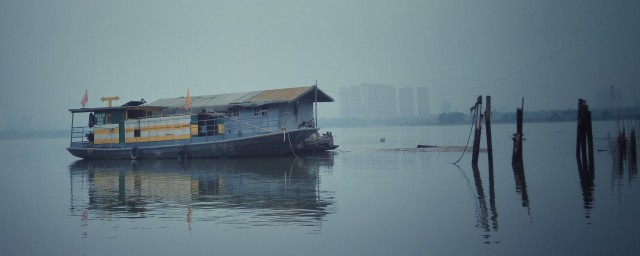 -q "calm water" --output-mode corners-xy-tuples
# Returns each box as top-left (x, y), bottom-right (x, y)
(1, 121), (639, 255)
